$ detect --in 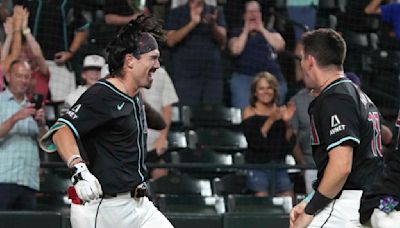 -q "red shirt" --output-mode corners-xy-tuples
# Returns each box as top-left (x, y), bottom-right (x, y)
(31, 70), (50, 101)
